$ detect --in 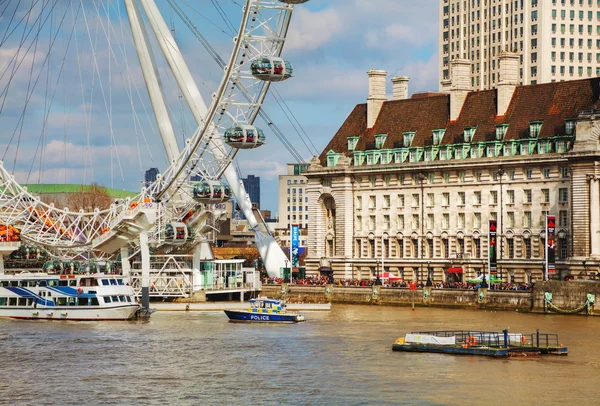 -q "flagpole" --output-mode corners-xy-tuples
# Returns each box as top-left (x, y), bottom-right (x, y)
(381, 234), (385, 284)
(545, 215), (548, 282)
